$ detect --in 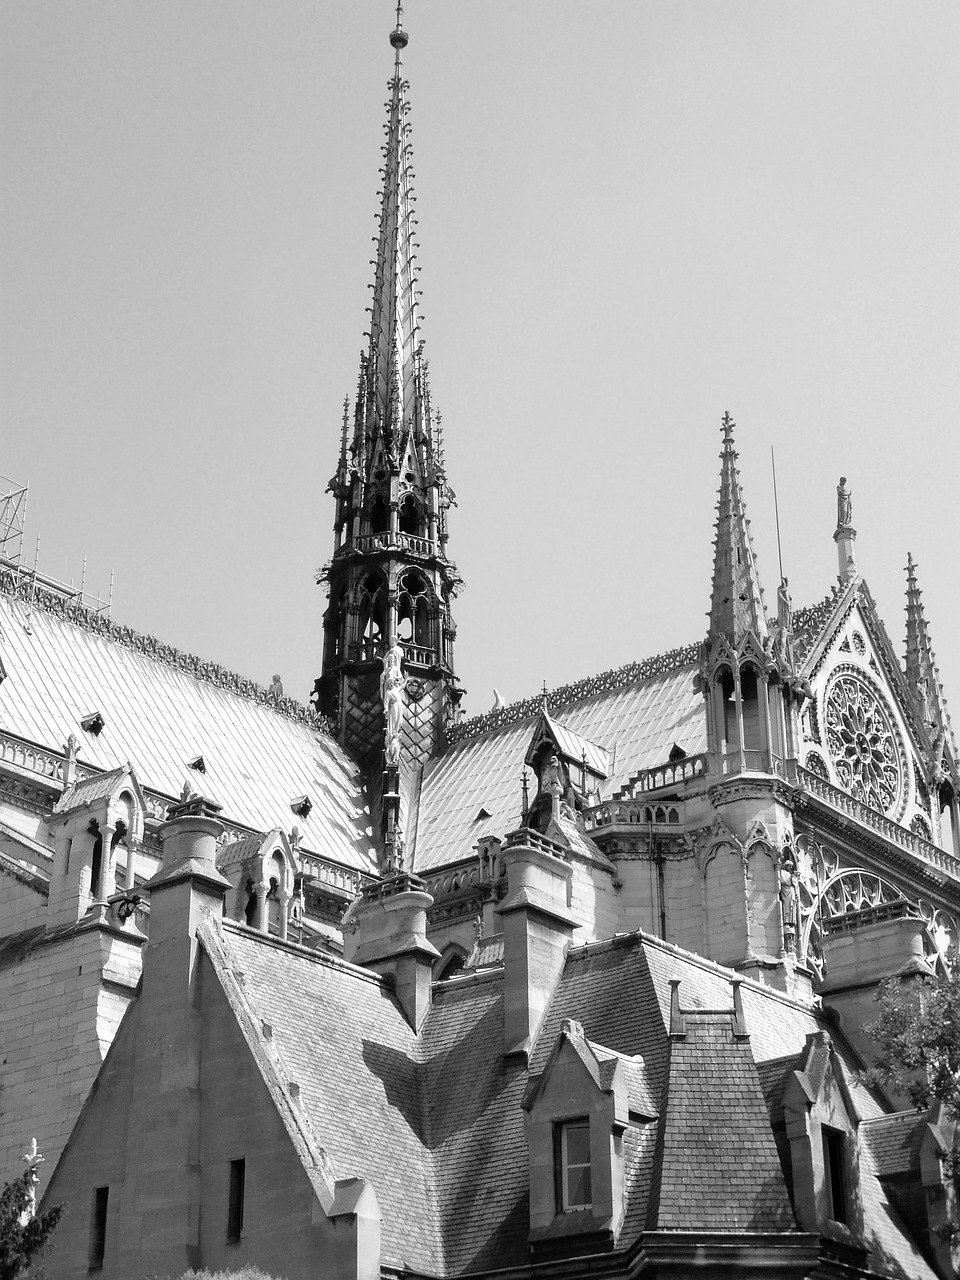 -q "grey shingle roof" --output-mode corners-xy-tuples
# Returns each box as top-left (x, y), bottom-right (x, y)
(198, 920), (941, 1278)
